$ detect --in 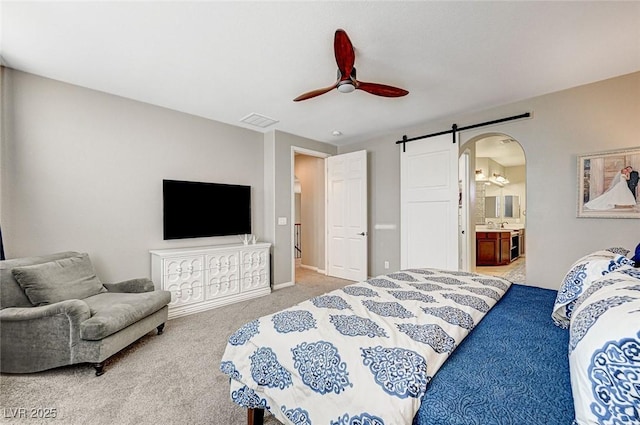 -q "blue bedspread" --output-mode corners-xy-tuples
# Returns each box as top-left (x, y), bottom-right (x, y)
(414, 284), (575, 425)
